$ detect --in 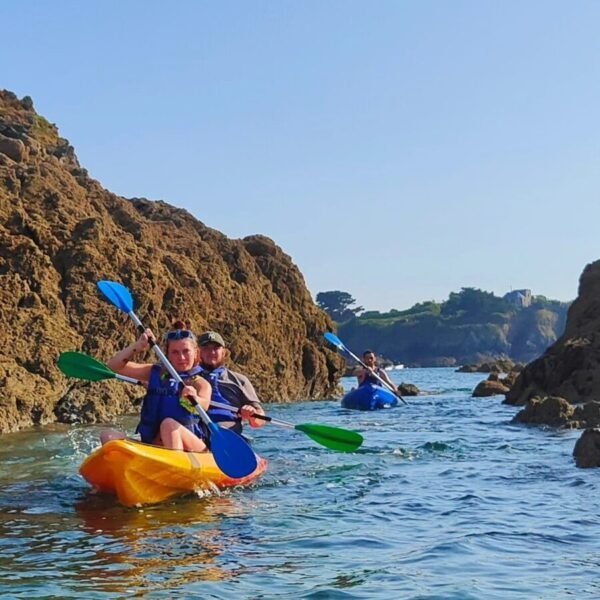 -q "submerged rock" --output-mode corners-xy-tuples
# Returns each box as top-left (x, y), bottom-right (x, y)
(512, 396), (575, 427)
(397, 383), (420, 396)
(472, 378), (511, 397)
(573, 429), (600, 468)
